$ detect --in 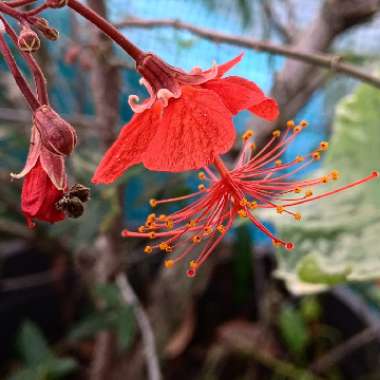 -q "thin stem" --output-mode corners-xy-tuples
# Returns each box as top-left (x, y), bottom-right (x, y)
(0, 24), (39, 110)
(67, 0), (144, 62)
(1, 16), (49, 105)
(6, 0), (38, 7)
(116, 273), (162, 380)
(24, 3), (48, 16)
(0, 1), (23, 18)
(117, 17), (380, 90)
(213, 155), (229, 179)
